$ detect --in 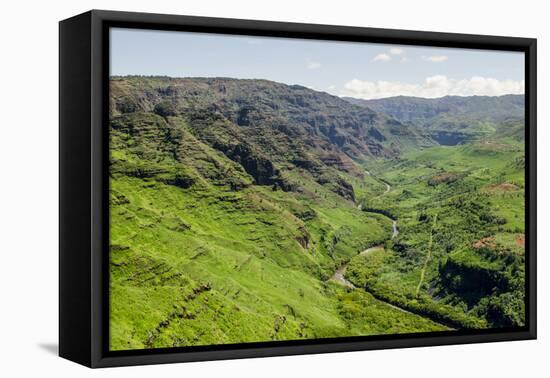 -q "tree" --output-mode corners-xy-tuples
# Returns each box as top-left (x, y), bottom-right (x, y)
(153, 100), (178, 117)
